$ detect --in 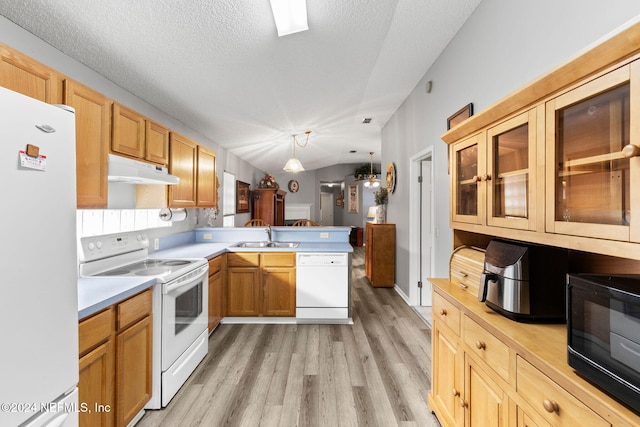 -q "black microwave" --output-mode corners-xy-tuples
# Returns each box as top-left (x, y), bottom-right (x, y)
(567, 273), (640, 413)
